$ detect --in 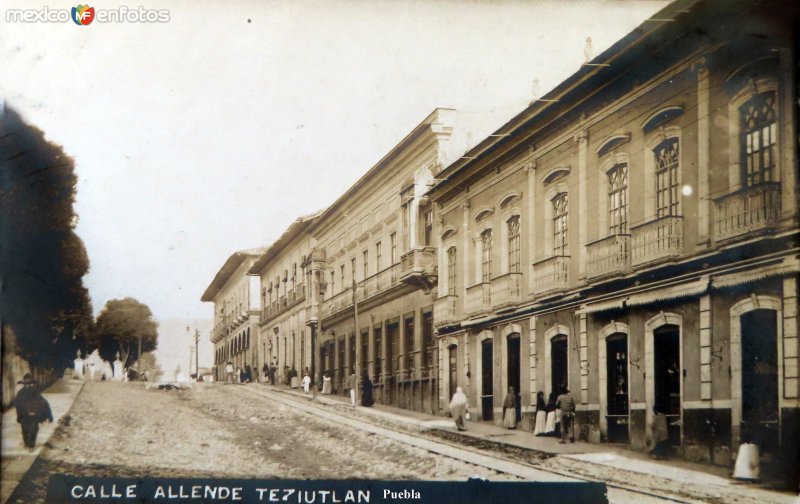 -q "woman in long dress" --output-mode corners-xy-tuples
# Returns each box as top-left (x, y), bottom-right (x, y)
(533, 391), (548, 436)
(502, 386), (517, 429)
(321, 372), (332, 394)
(544, 391), (558, 435)
(449, 387), (469, 431)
